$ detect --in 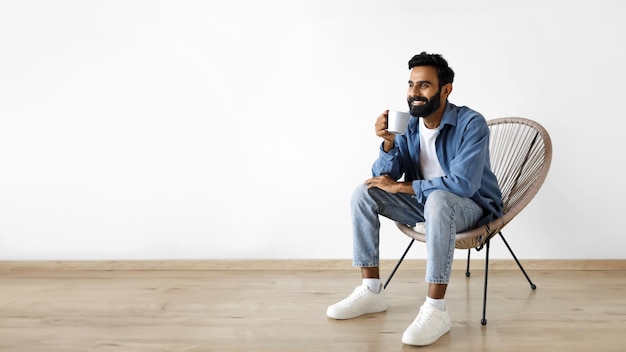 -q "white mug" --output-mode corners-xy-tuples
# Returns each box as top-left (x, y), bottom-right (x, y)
(387, 110), (410, 135)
